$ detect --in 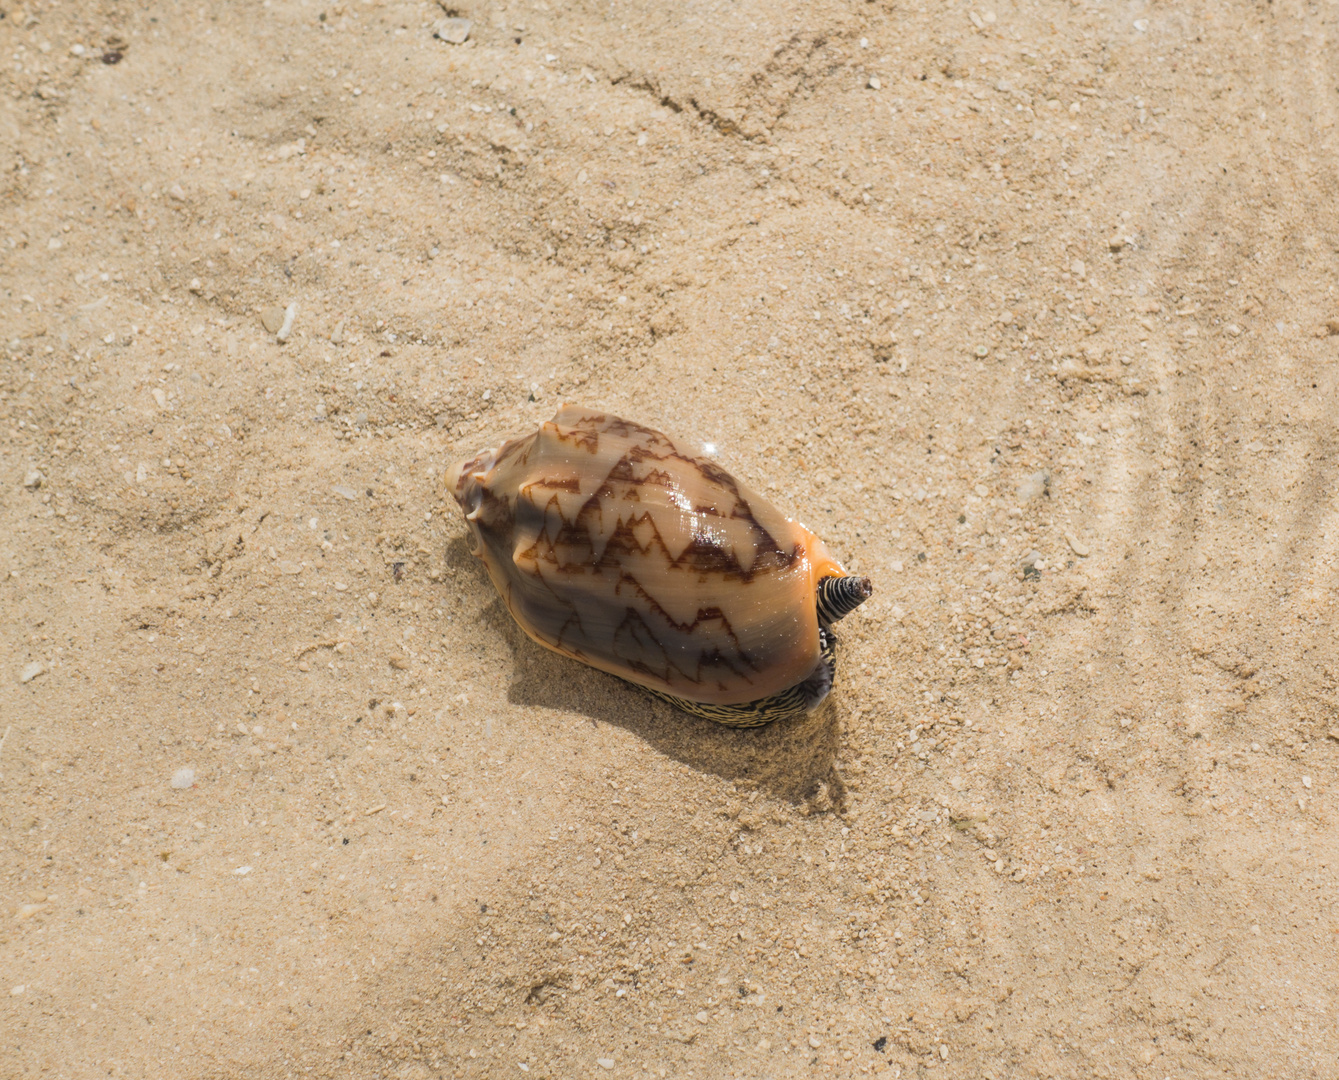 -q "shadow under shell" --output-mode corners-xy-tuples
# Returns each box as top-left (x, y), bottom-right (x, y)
(447, 535), (846, 806)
